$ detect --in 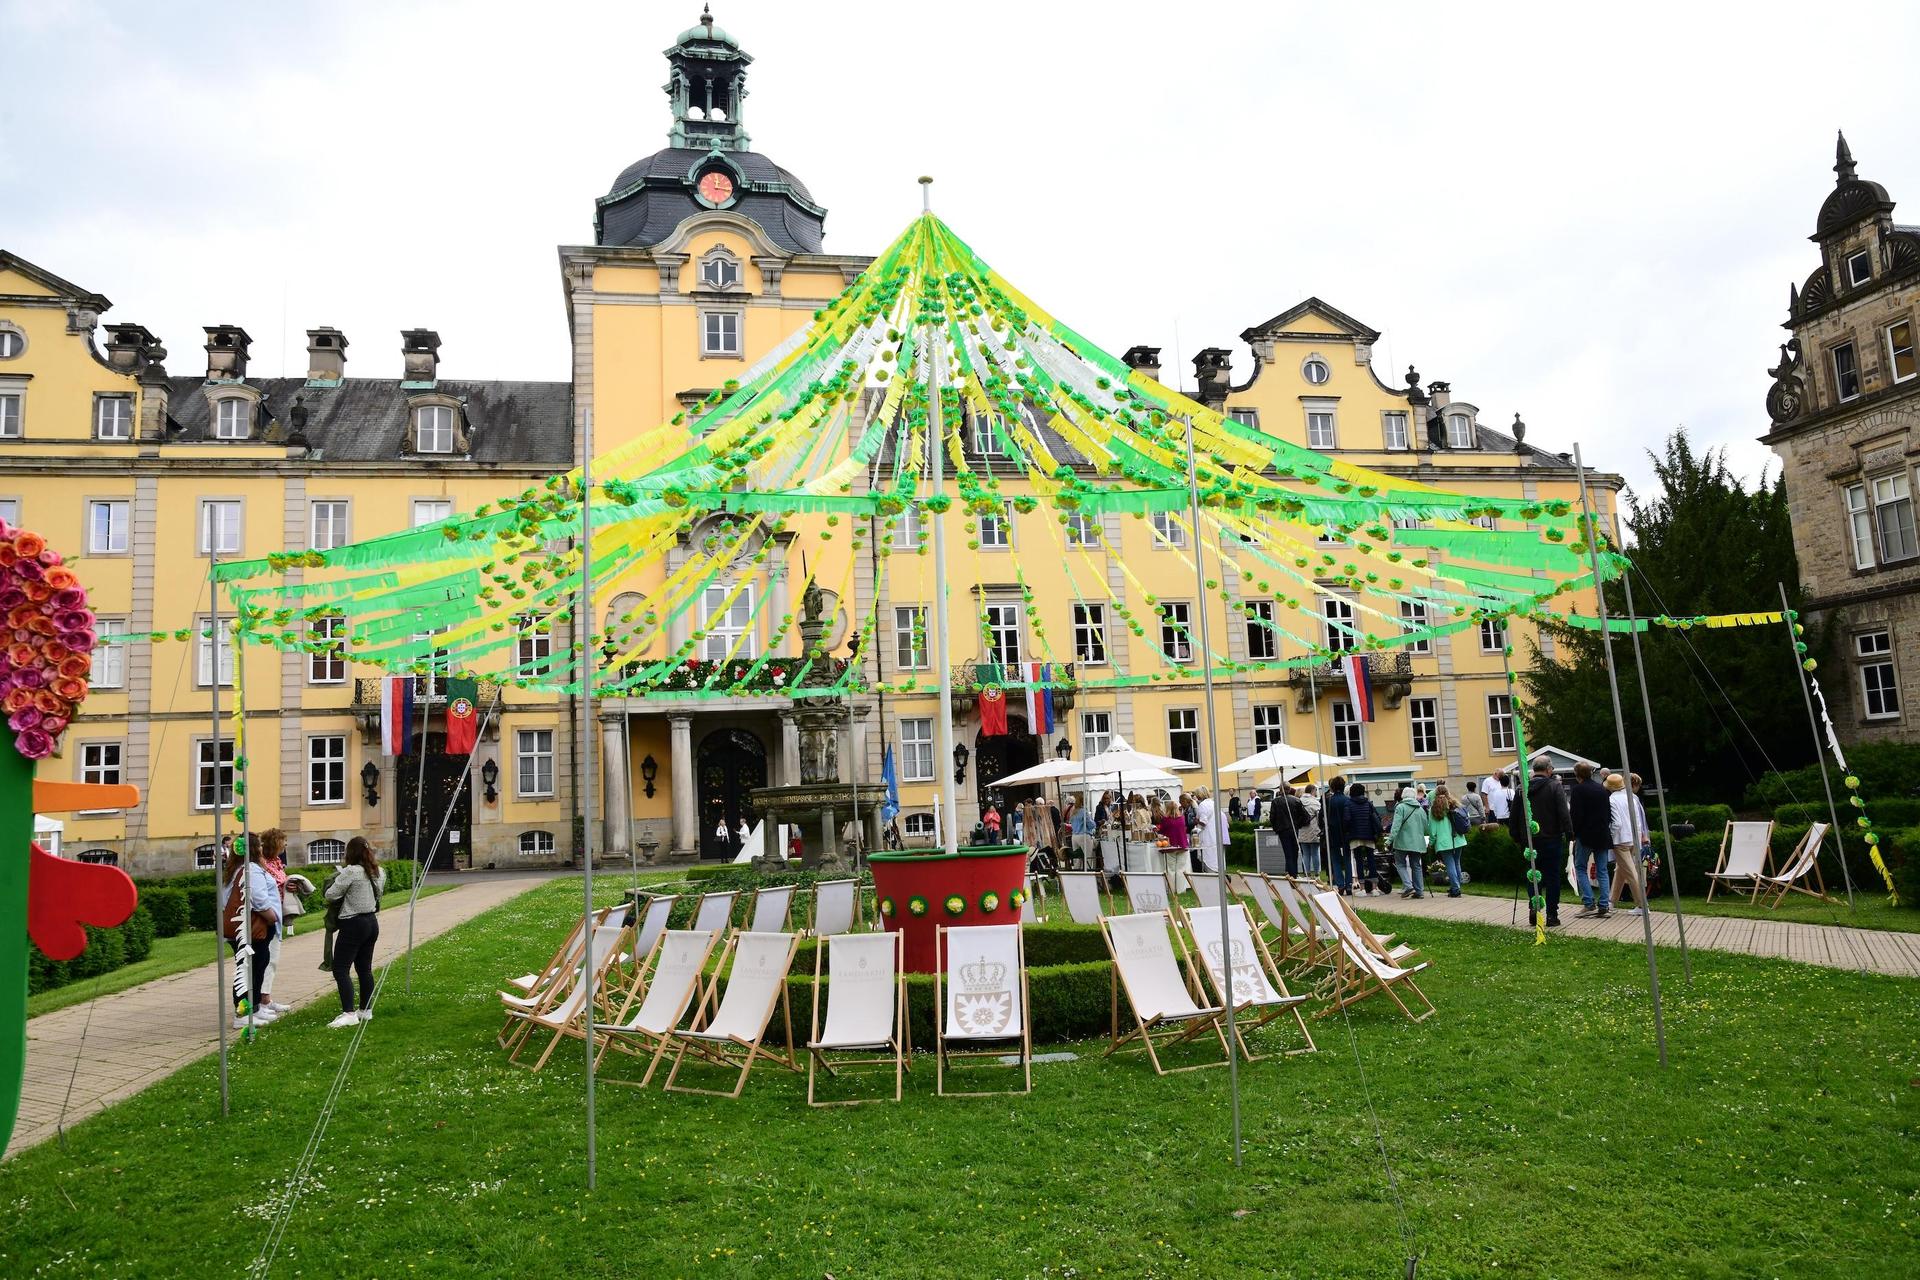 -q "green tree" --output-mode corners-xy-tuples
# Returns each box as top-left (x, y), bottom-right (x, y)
(1521, 428), (1814, 802)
